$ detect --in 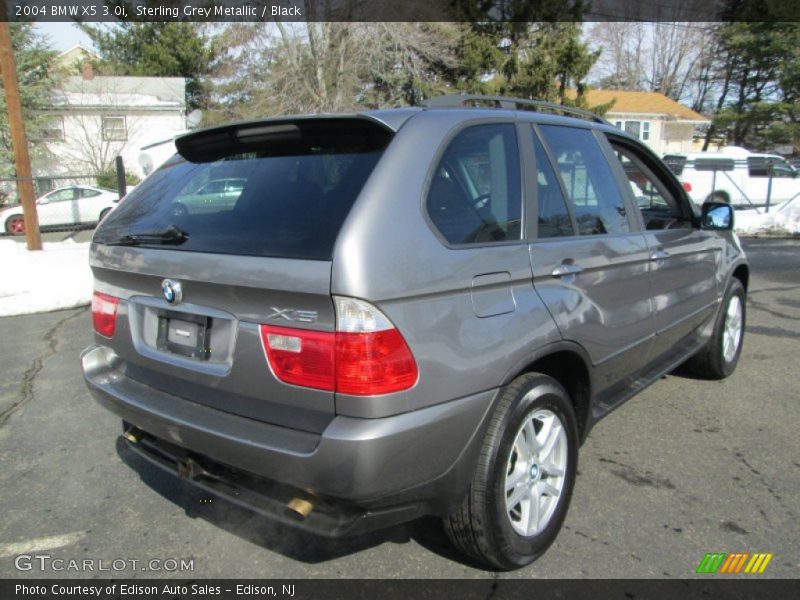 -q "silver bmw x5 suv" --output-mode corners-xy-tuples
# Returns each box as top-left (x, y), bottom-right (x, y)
(82, 94), (748, 570)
